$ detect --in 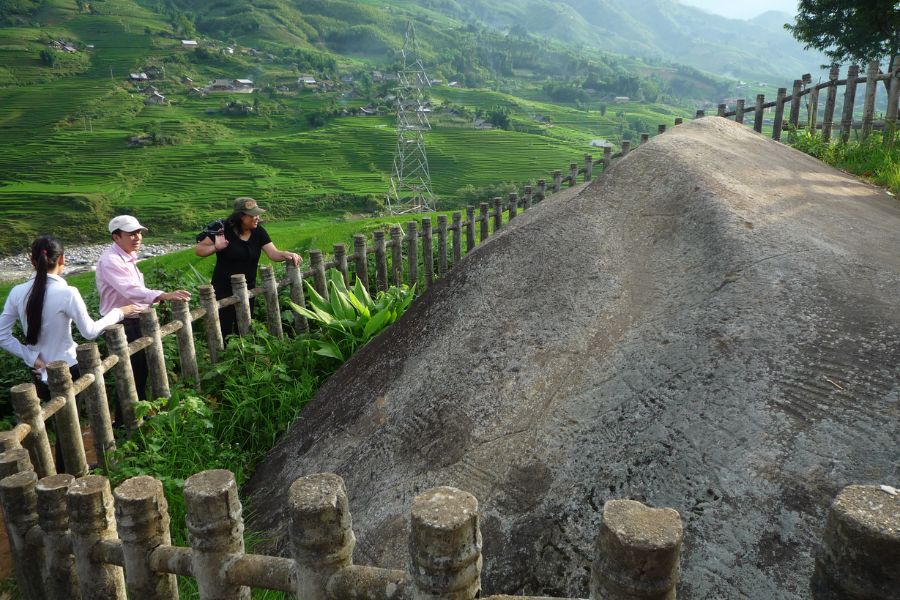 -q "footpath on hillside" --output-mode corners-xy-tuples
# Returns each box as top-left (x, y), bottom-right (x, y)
(245, 118), (900, 599)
